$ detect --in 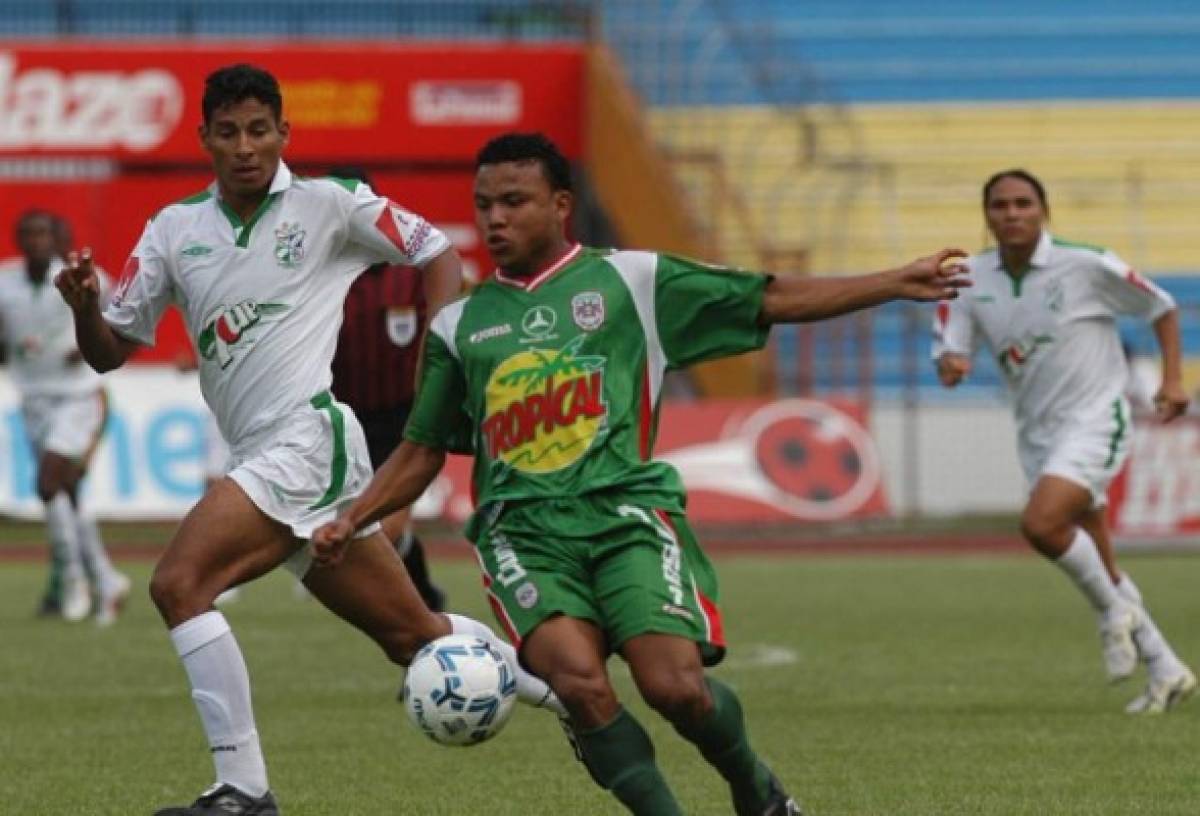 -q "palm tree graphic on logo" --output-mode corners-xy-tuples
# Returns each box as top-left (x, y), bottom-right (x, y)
(496, 335), (605, 395)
